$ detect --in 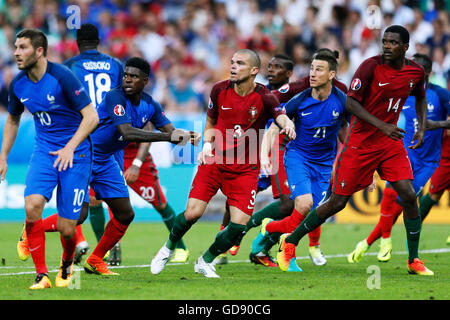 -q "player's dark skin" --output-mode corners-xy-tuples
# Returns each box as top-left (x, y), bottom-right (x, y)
(312, 32), (426, 222)
(77, 66), (199, 225)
